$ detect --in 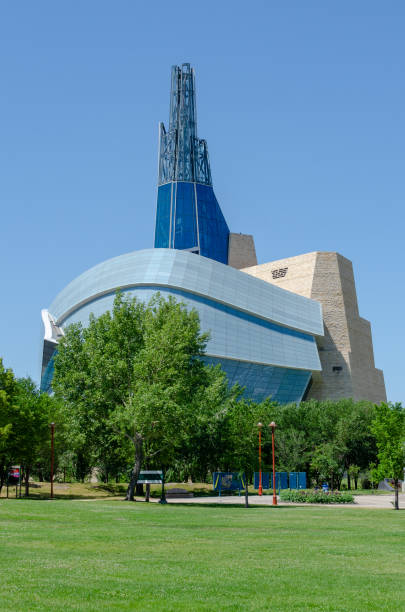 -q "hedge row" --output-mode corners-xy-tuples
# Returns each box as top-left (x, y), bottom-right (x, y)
(280, 490), (355, 504)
